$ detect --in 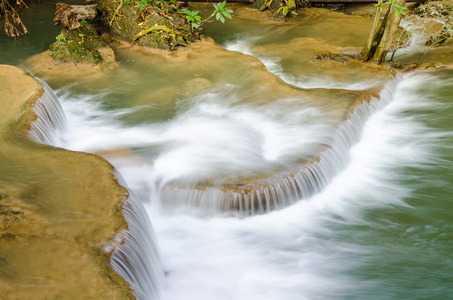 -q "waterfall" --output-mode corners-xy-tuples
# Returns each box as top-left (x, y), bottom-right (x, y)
(159, 77), (401, 215)
(109, 171), (165, 300)
(27, 76), (165, 300)
(28, 78), (66, 147)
